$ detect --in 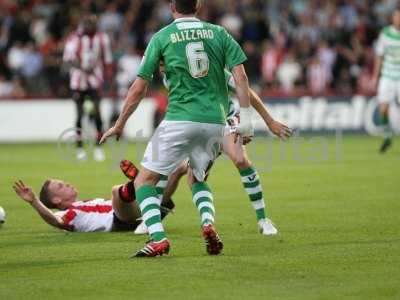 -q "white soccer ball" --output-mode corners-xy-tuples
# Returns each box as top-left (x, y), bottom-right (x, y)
(0, 206), (5, 226)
